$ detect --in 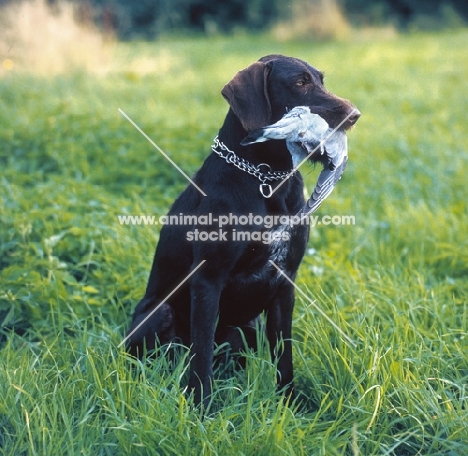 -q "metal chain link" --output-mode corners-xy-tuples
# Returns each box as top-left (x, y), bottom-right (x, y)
(211, 136), (294, 184)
